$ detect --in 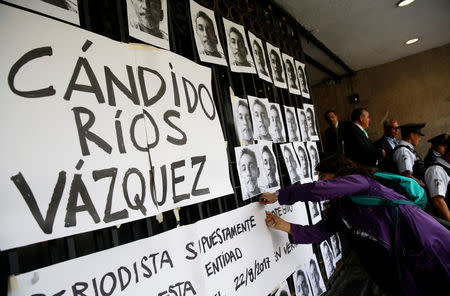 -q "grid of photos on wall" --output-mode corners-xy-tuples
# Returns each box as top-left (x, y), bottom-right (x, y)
(1, 1), (330, 296)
